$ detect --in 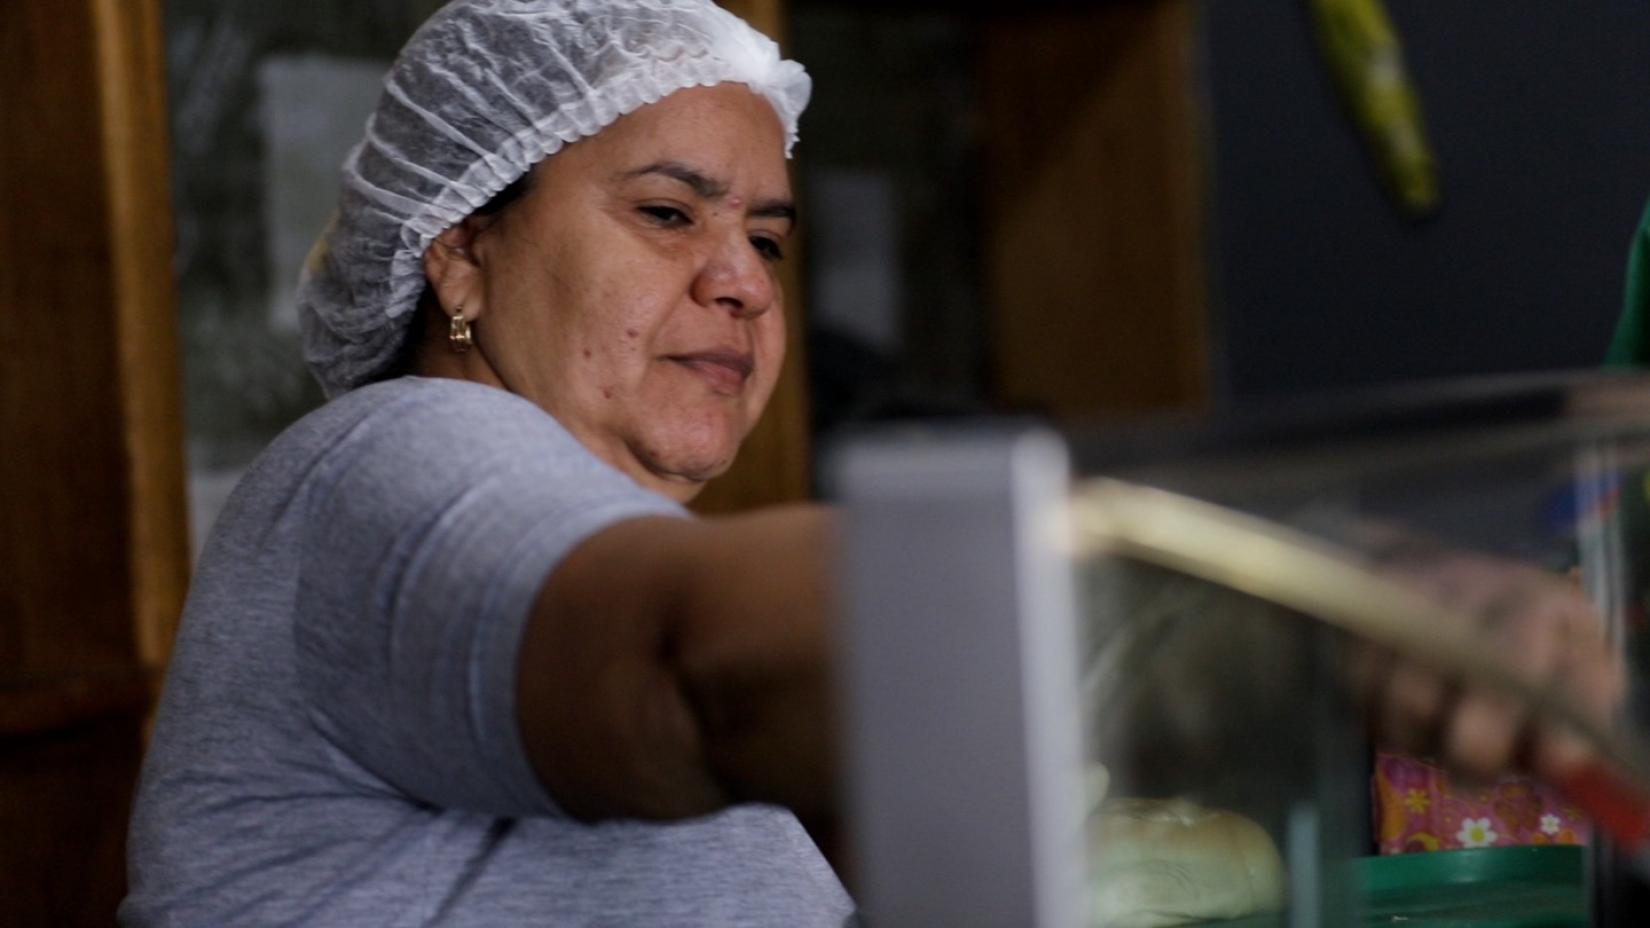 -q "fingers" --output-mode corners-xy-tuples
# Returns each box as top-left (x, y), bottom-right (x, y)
(1555, 597), (1625, 722)
(1530, 599), (1624, 781)
(1379, 660), (1449, 756)
(1444, 579), (1569, 778)
(1366, 545), (1620, 782)
(1441, 690), (1523, 781)
(1531, 725), (1595, 783)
